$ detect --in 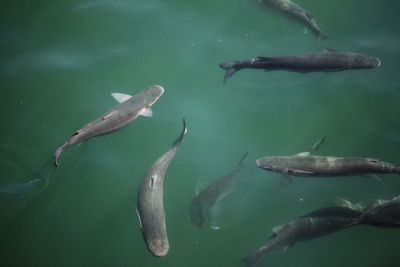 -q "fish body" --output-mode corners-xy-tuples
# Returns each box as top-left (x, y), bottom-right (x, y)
(242, 207), (361, 266)
(136, 120), (187, 257)
(253, 0), (327, 39)
(359, 195), (400, 228)
(54, 85), (164, 167)
(188, 152), (249, 228)
(256, 155), (400, 177)
(219, 52), (380, 82)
